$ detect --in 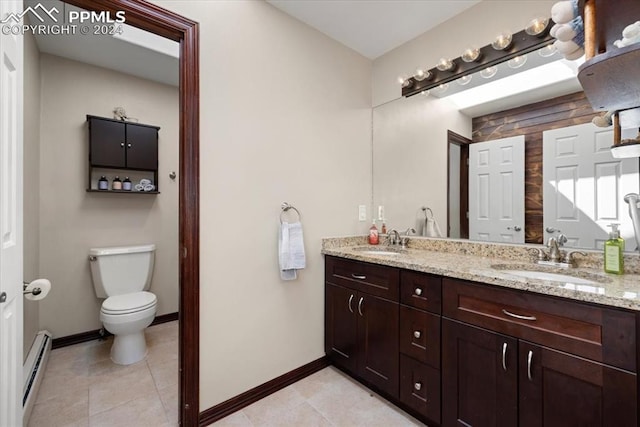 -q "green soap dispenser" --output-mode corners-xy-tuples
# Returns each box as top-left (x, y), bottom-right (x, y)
(604, 223), (625, 274)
